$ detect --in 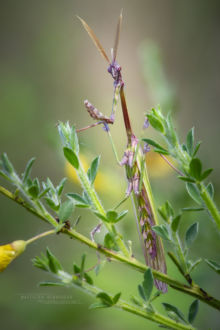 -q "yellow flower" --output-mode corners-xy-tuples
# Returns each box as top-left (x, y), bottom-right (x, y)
(0, 240), (26, 272)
